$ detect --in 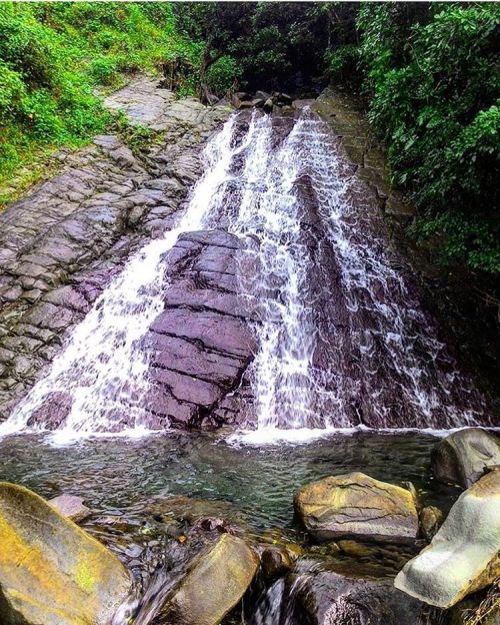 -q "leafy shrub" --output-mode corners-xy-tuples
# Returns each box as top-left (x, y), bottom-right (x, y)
(205, 55), (241, 96)
(0, 61), (25, 122)
(357, 3), (500, 274)
(0, 1), (199, 201)
(89, 56), (118, 85)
